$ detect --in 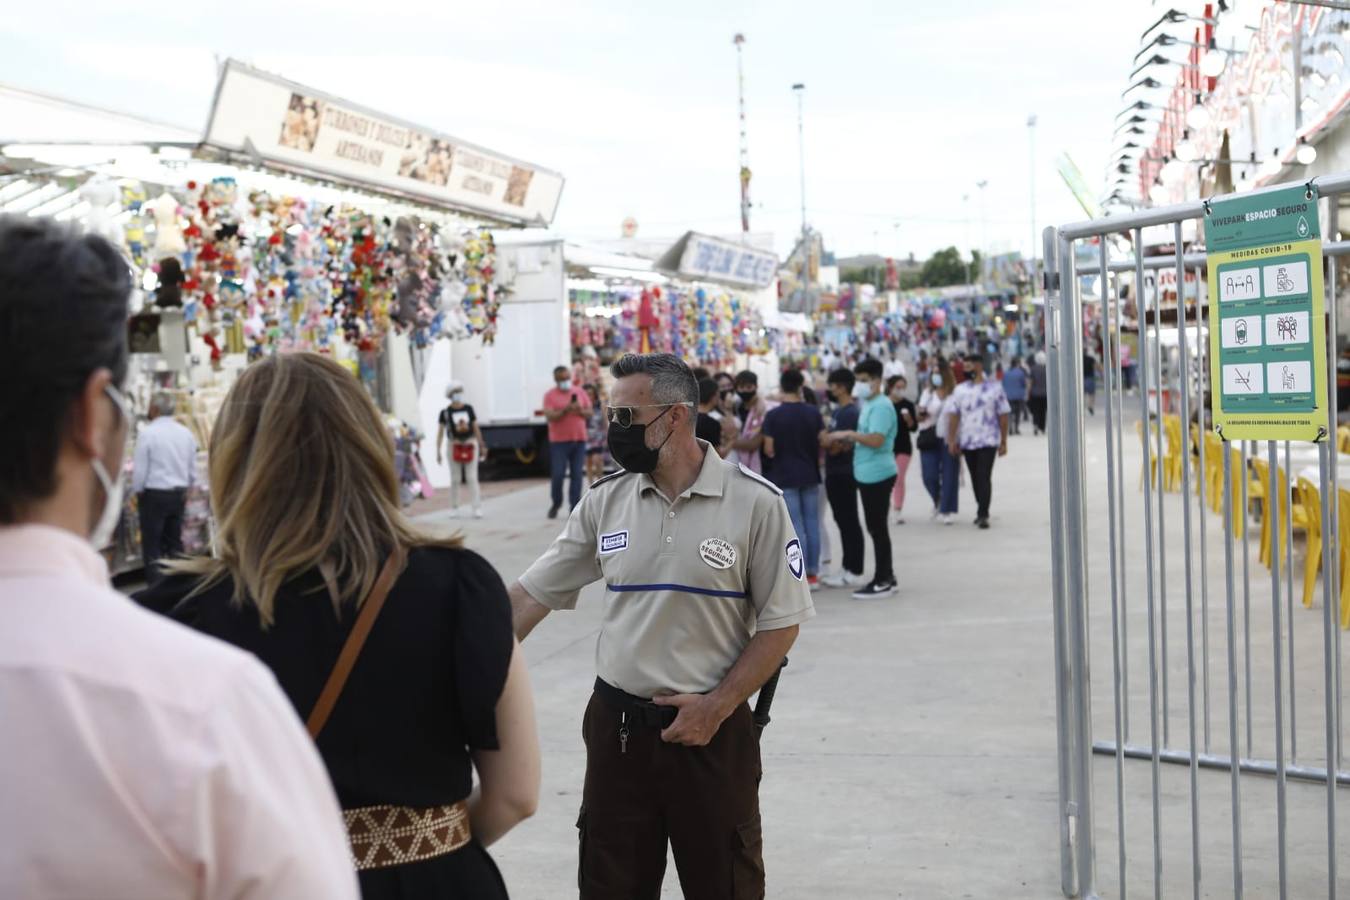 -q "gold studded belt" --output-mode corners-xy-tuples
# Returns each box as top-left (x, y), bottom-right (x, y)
(343, 801), (472, 870)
